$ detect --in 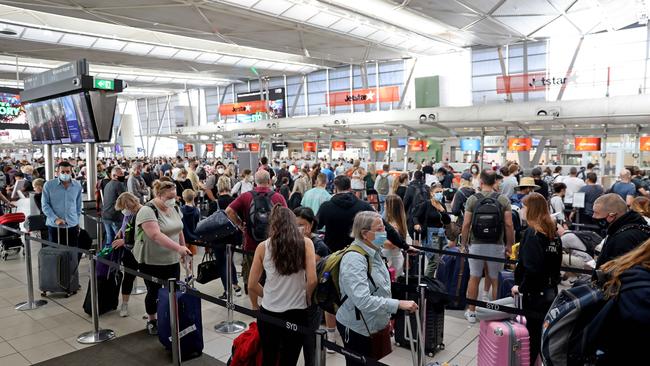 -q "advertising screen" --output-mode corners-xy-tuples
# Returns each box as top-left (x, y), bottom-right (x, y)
(249, 143), (260, 152)
(408, 140), (427, 152)
(397, 138), (407, 147)
(235, 88), (286, 123)
(508, 138), (532, 151)
(372, 140), (388, 152)
(25, 92), (96, 144)
(0, 89), (27, 130)
(303, 142), (317, 152)
(641, 137), (650, 151)
(460, 139), (481, 151)
(332, 141), (346, 151)
(223, 143), (234, 152)
(575, 137), (601, 151)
